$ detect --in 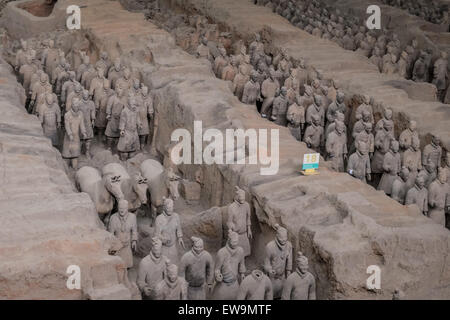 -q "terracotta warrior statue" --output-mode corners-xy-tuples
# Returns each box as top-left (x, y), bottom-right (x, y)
(263, 224), (293, 299)
(227, 186), (252, 257)
(108, 58), (124, 89)
(242, 71), (261, 105)
(137, 236), (167, 300)
(428, 168), (449, 226)
(62, 98), (86, 169)
(422, 134), (442, 172)
(355, 95), (374, 124)
(372, 121), (394, 181)
(237, 269), (273, 300)
(138, 86), (154, 151)
(305, 94), (325, 128)
(155, 261), (188, 300)
(402, 137), (422, 190)
(326, 91), (347, 131)
(281, 251), (316, 300)
(30, 73), (52, 114)
(391, 166), (410, 205)
(79, 90), (96, 159)
(212, 230), (246, 300)
(378, 140), (402, 196)
(38, 93), (61, 148)
(154, 197), (184, 266)
(76, 55), (91, 82)
(260, 69), (280, 118)
(105, 86), (126, 151)
(286, 94), (306, 141)
(347, 141), (372, 183)
(108, 199), (138, 269)
(303, 113), (324, 152)
(117, 95), (142, 161)
(61, 71), (77, 109)
(179, 236), (214, 300)
(399, 120), (418, 155)
(326, 120), (348, 172)
(65, 82), (83, 112)
(432, 51), (448, 101)
(405, 175), (428, 216)
(271, 86), (289, 126)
